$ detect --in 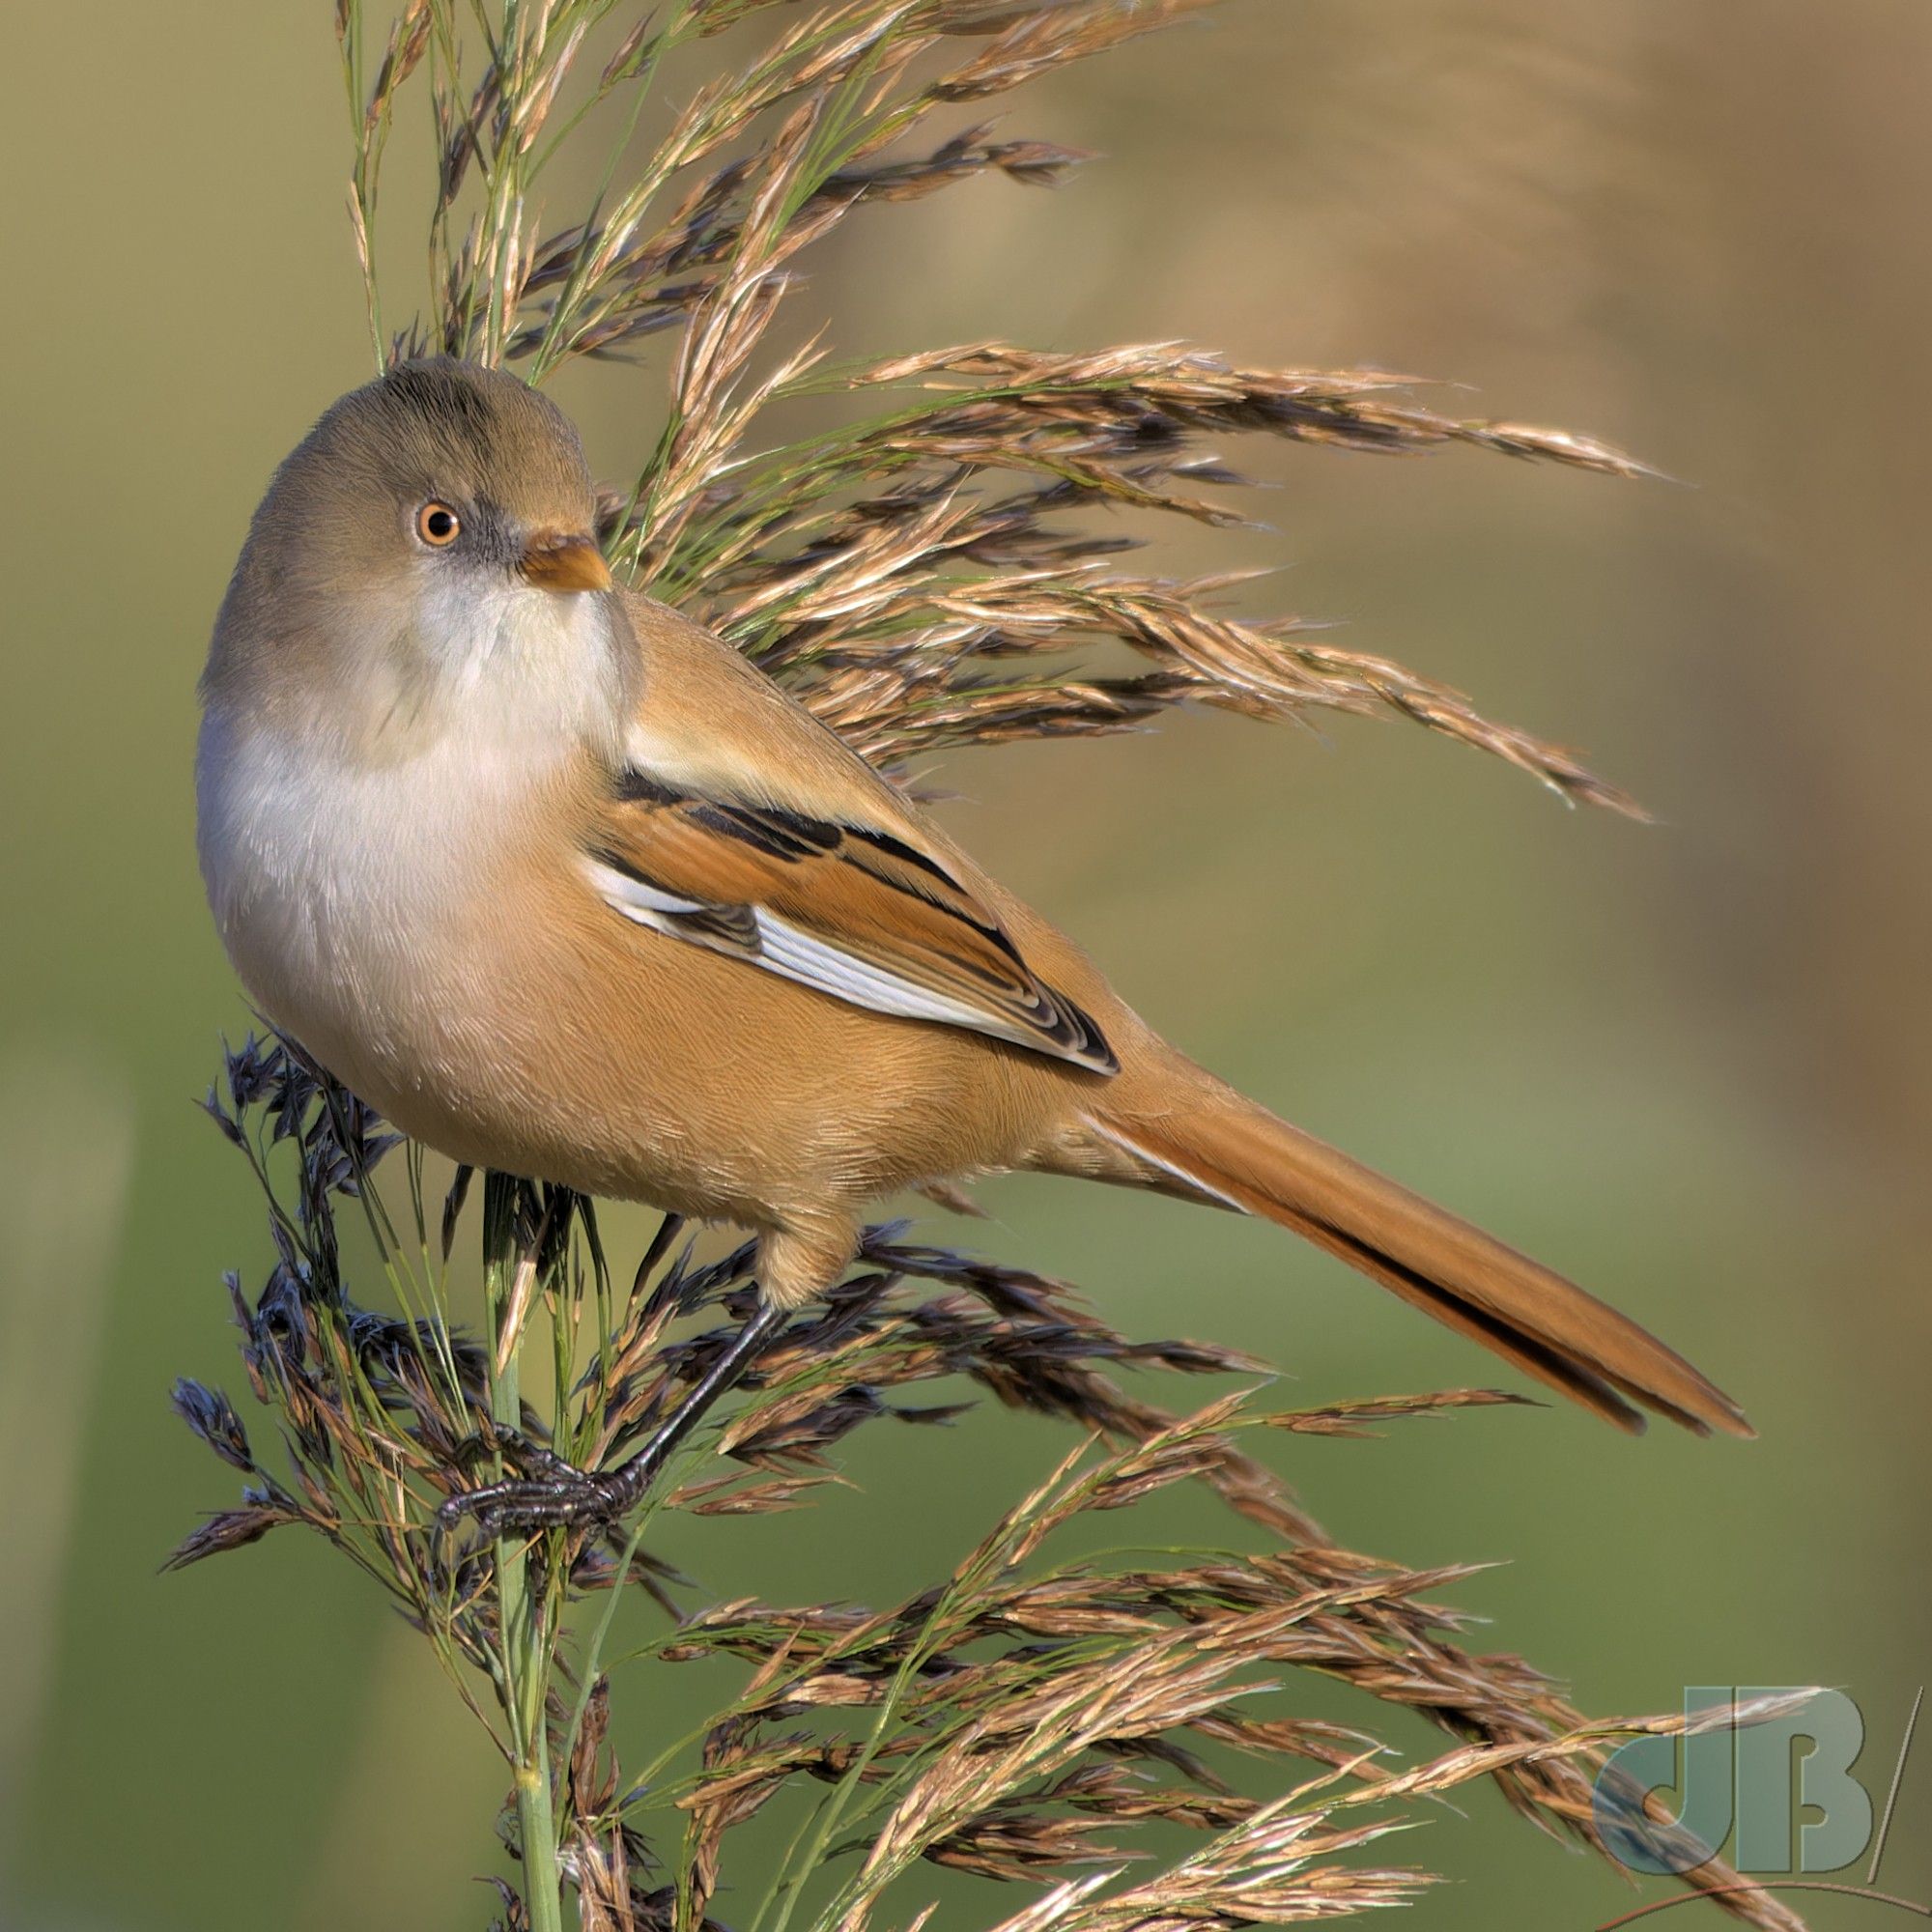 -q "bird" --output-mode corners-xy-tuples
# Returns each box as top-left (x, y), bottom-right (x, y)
(196, 357), (1750, 1528)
